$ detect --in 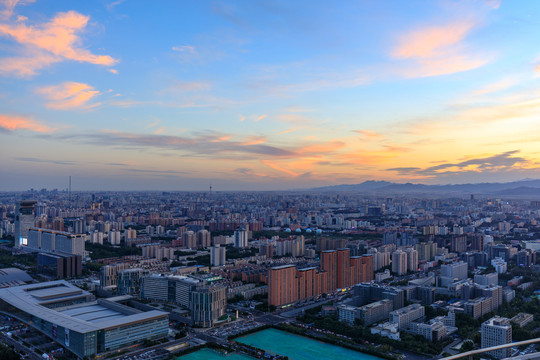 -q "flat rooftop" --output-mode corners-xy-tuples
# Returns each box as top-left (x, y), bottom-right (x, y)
(0, 280), (167, 334)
